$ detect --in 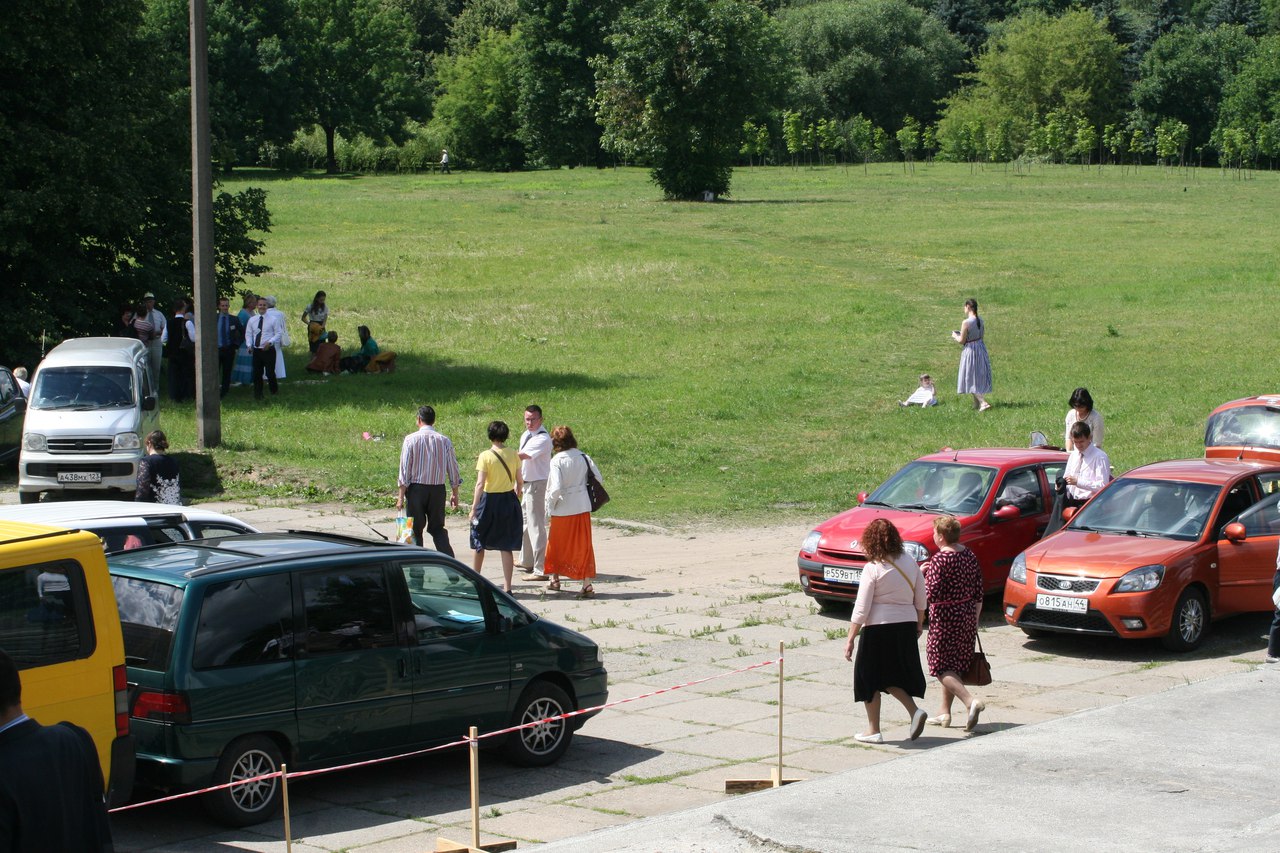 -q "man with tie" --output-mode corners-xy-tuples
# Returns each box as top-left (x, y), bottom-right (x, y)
(216, 297), (244, 396)
(244, 296), (284, 400)
(518, 404), (552, 578)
